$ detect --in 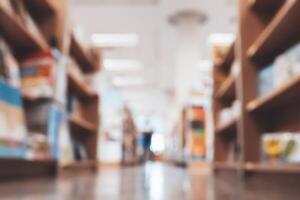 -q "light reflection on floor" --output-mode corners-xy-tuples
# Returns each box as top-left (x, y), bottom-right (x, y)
(0, 162), (214, 200)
